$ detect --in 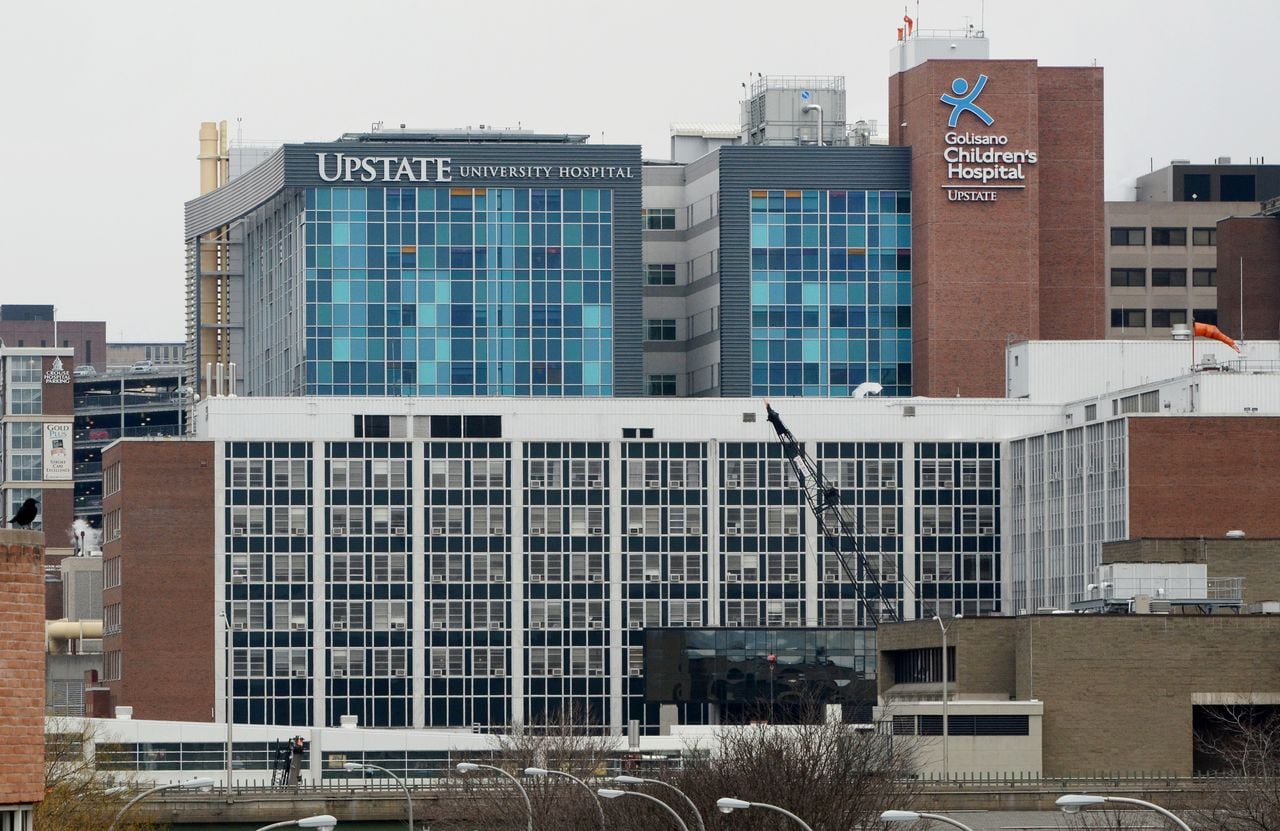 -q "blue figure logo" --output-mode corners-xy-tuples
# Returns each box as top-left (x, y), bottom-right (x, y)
(941, 75), (993, 128)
